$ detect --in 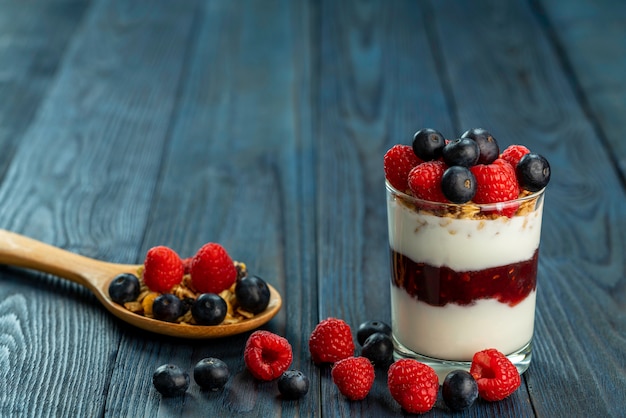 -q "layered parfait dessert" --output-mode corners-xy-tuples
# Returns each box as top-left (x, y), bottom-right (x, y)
(383, 128), (550, 371)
